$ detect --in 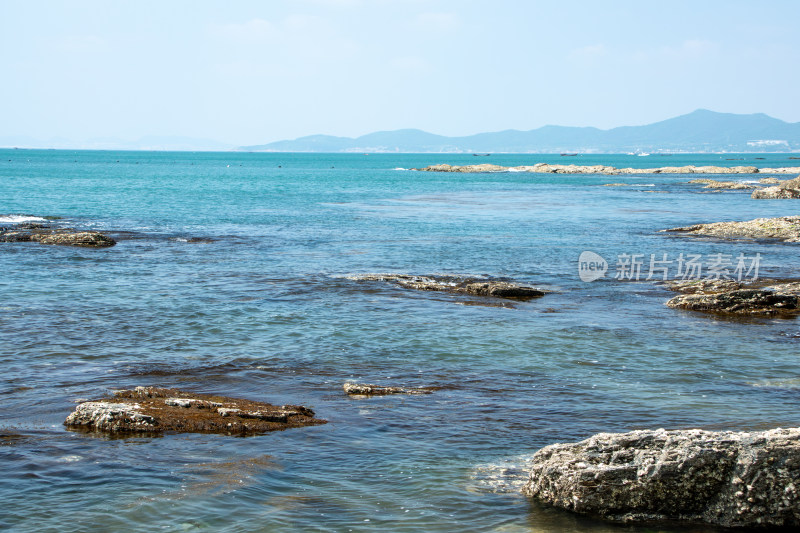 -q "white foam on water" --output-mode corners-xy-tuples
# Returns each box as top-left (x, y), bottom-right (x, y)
(466, 454), (536, 494)
(0, 215), (47, 224)
(393, 167), (408, 171)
